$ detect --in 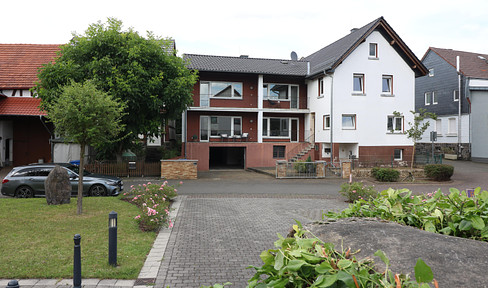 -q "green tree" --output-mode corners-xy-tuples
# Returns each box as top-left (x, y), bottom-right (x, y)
(35, 18), (197, 160)
(394, 109), (437, 169)
(45, 80), (125, 215)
